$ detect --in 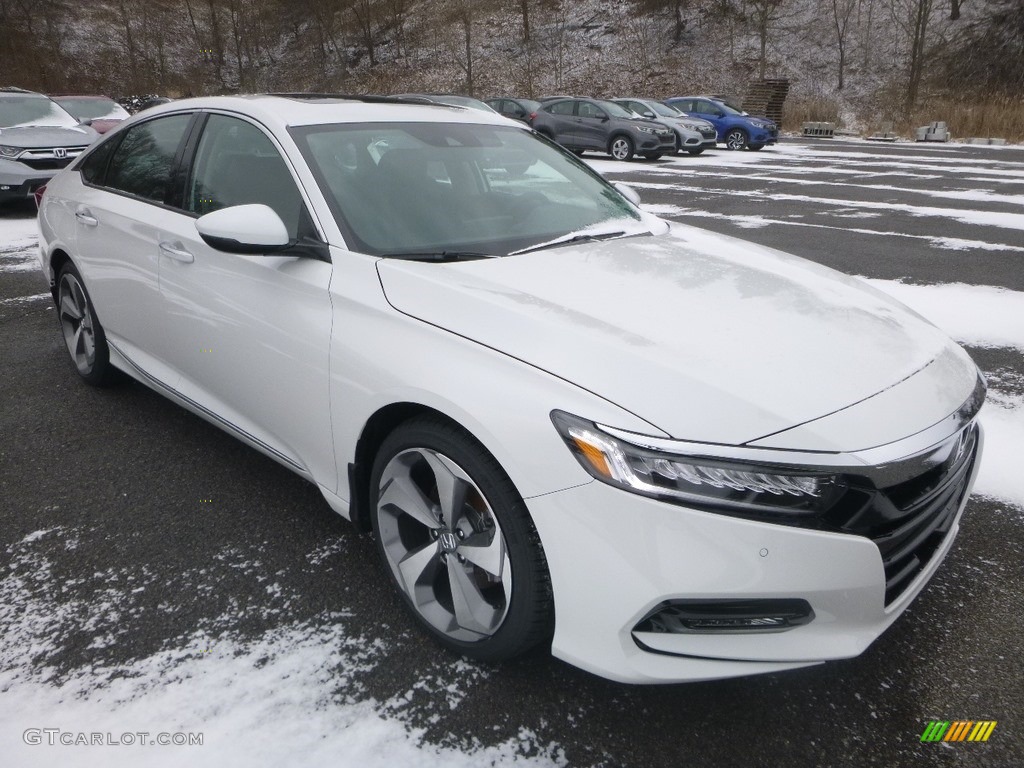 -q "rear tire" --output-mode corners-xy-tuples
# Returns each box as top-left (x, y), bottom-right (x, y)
(369, 415), (553, 662)
(56, 262), (118, 386)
